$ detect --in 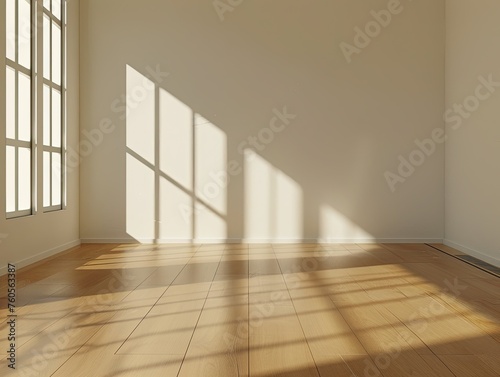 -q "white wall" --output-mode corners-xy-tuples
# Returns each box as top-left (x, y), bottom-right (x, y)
(79, 0), (445, 243)
(0, 0), (80, 275)
(445, 1), (500, 266)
